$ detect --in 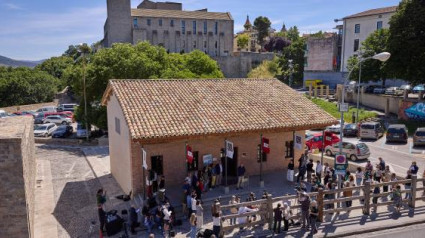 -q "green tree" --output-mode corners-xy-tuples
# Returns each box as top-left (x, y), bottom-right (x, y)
(253, 16), (271, 49)
(0, 67), (59, 107)
(36, 56), (74, 88)
(67, 42), (223, 129)
(347, 29), (391, 86)
(286, 26), (300, 42)
(387, 0), (425, 84)
(236, 34), (249, 50)
(277, 29), (305, 86)
(247, 57), (281, 79)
